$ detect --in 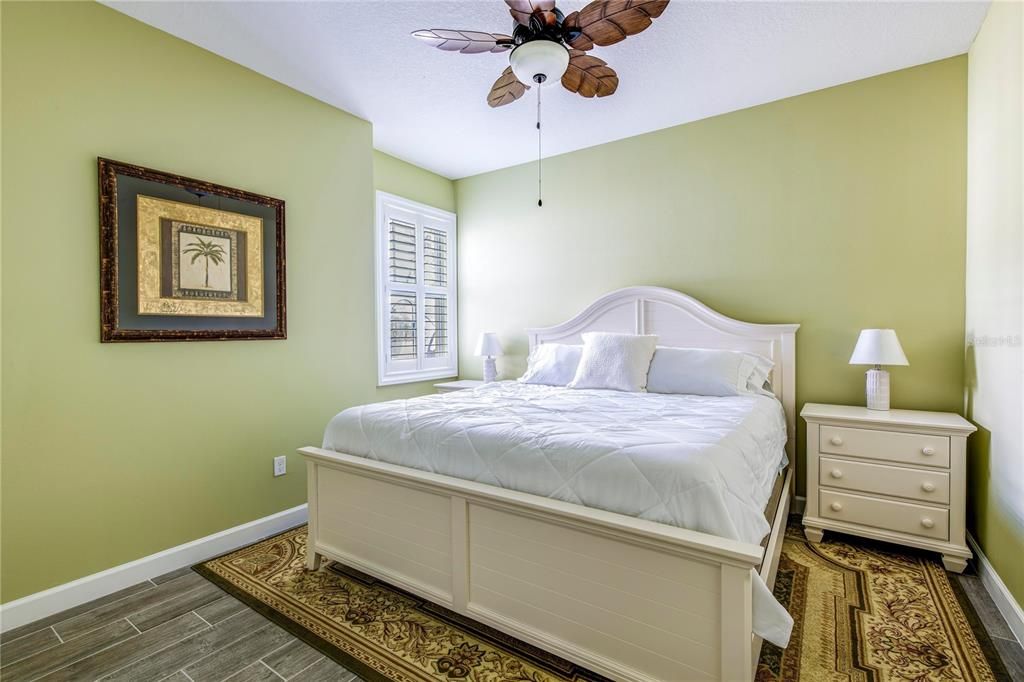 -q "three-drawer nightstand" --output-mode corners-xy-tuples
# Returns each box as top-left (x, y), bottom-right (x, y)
(801, 403), (976, 572)
(434, 380), (485, 393)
